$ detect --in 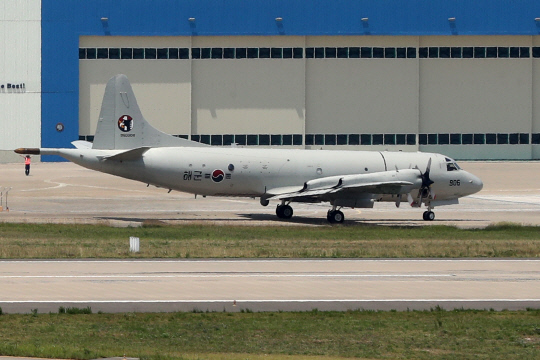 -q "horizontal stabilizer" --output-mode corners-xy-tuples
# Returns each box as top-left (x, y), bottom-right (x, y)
(102, 147), (151, 161)
(71, 140), (93, 149)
